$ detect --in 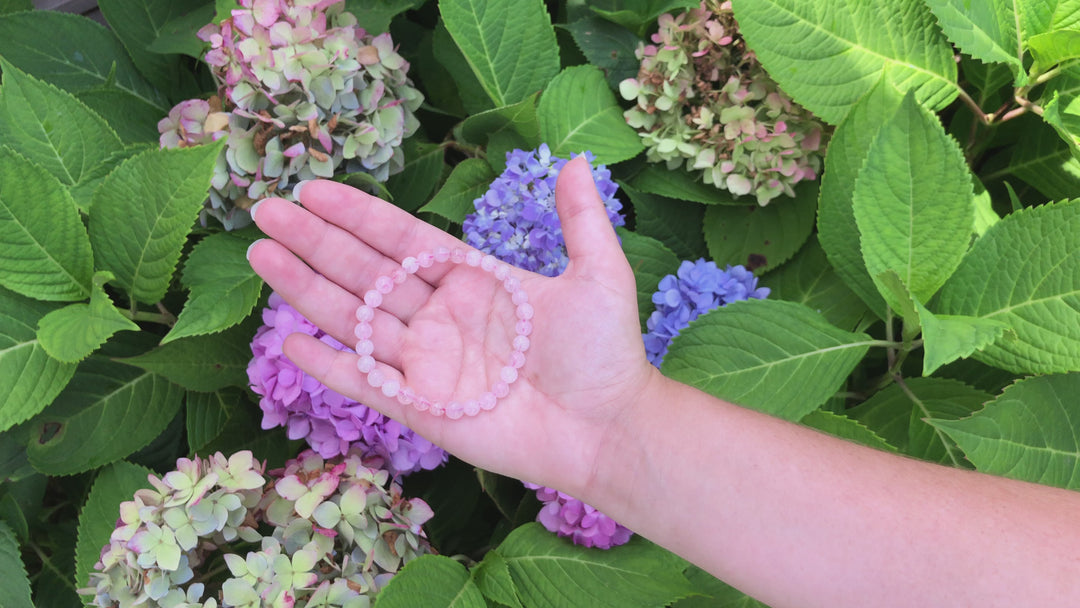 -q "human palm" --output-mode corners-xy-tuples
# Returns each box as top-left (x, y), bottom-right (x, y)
(247, 158), (659, 493)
